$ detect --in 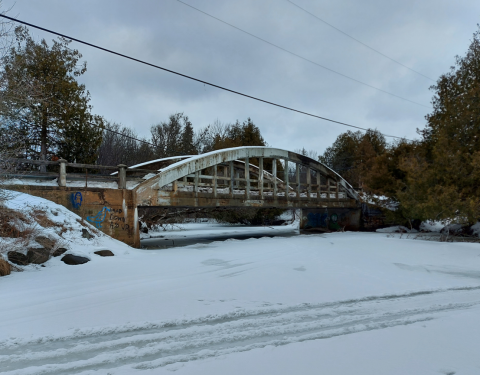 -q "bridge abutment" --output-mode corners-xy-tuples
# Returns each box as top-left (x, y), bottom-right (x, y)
(299, 207), (361, 232)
